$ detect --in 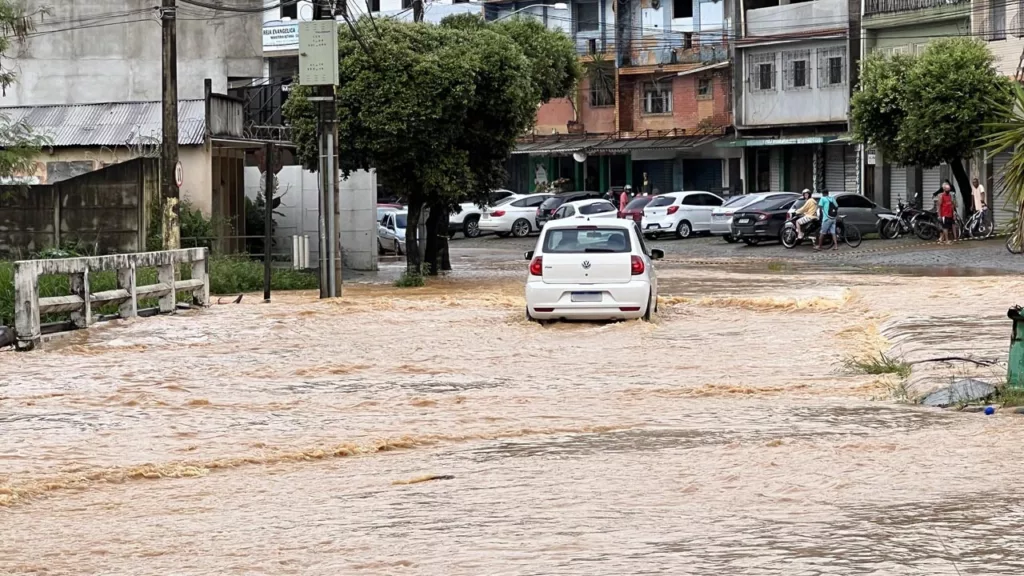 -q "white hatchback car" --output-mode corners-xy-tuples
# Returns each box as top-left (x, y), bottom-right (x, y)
(524, 218), (663, 322)
(550, 198), (619, 221)
(641, 191), (726, 239)
(479, 193), (553, 238)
